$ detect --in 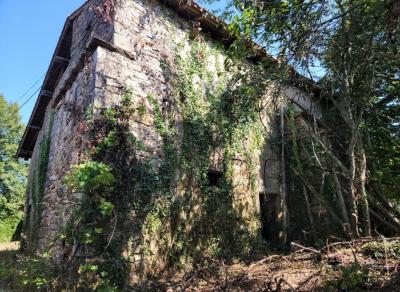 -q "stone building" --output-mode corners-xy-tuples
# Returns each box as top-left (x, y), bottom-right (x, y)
(17, 0), (322, 283)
